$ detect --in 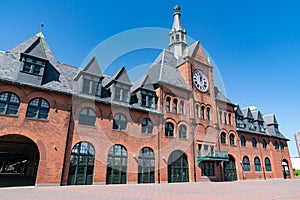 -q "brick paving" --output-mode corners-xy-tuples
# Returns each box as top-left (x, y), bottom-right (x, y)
(0, 180), (299, 200)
